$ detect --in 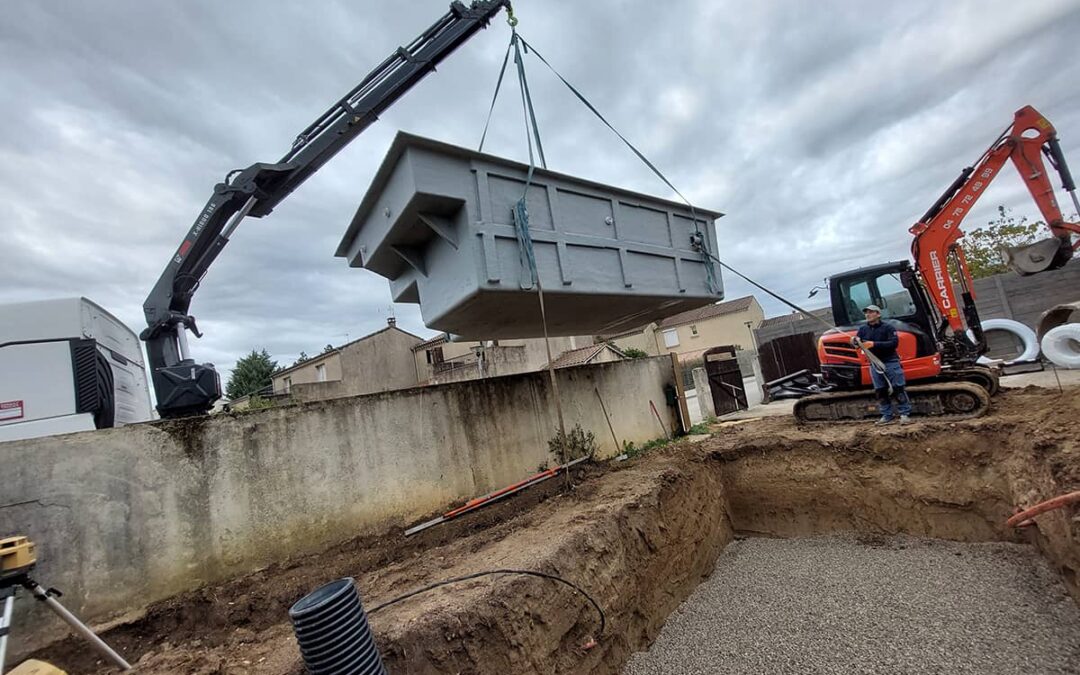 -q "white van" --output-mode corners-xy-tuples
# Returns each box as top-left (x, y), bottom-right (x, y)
(0, 297), (152, 442)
